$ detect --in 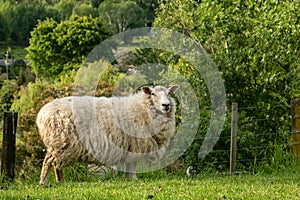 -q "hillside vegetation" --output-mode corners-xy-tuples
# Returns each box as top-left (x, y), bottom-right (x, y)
(0, 0), (299, 180)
